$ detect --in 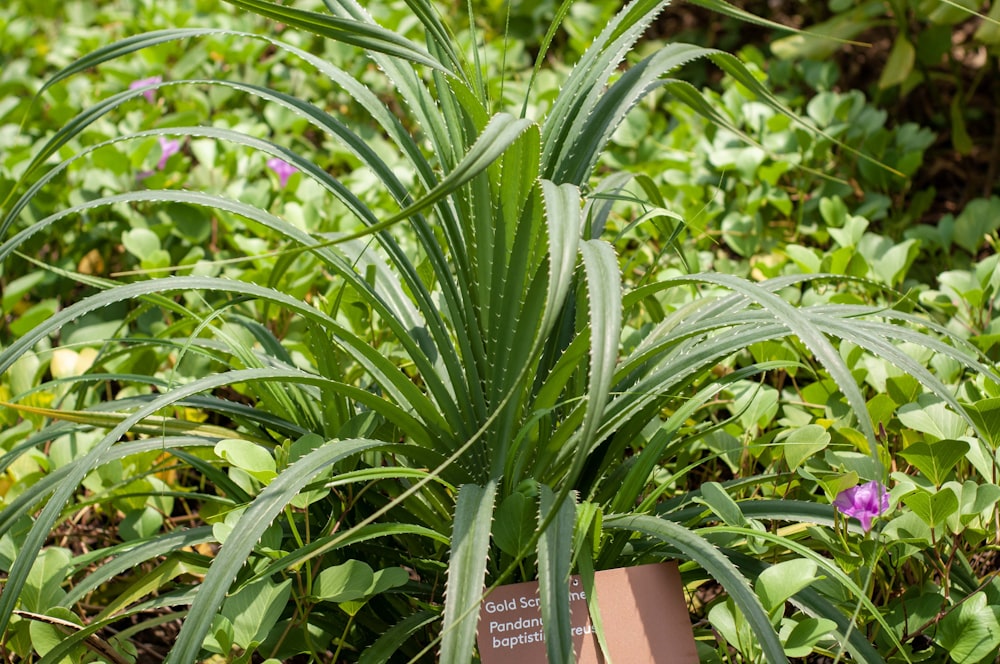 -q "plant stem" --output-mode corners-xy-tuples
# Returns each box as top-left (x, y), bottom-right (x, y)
(331, 612), (356, 663)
